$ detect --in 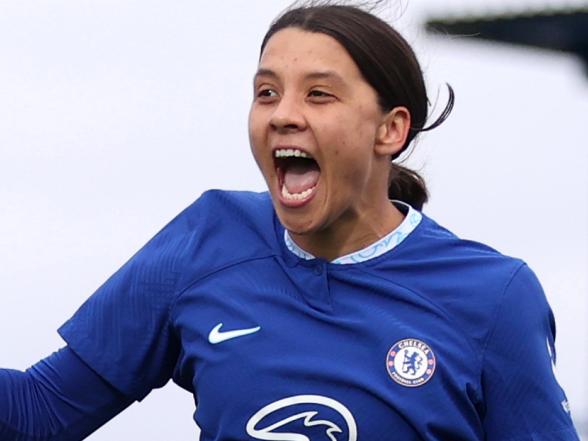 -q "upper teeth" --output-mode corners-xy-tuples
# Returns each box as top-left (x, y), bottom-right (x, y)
(274, 148), (311, 158)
